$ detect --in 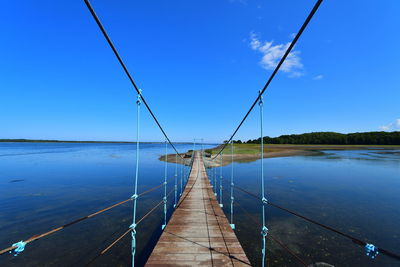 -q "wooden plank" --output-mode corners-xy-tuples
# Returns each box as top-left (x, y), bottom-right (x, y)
(146, 152), (251, 267)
